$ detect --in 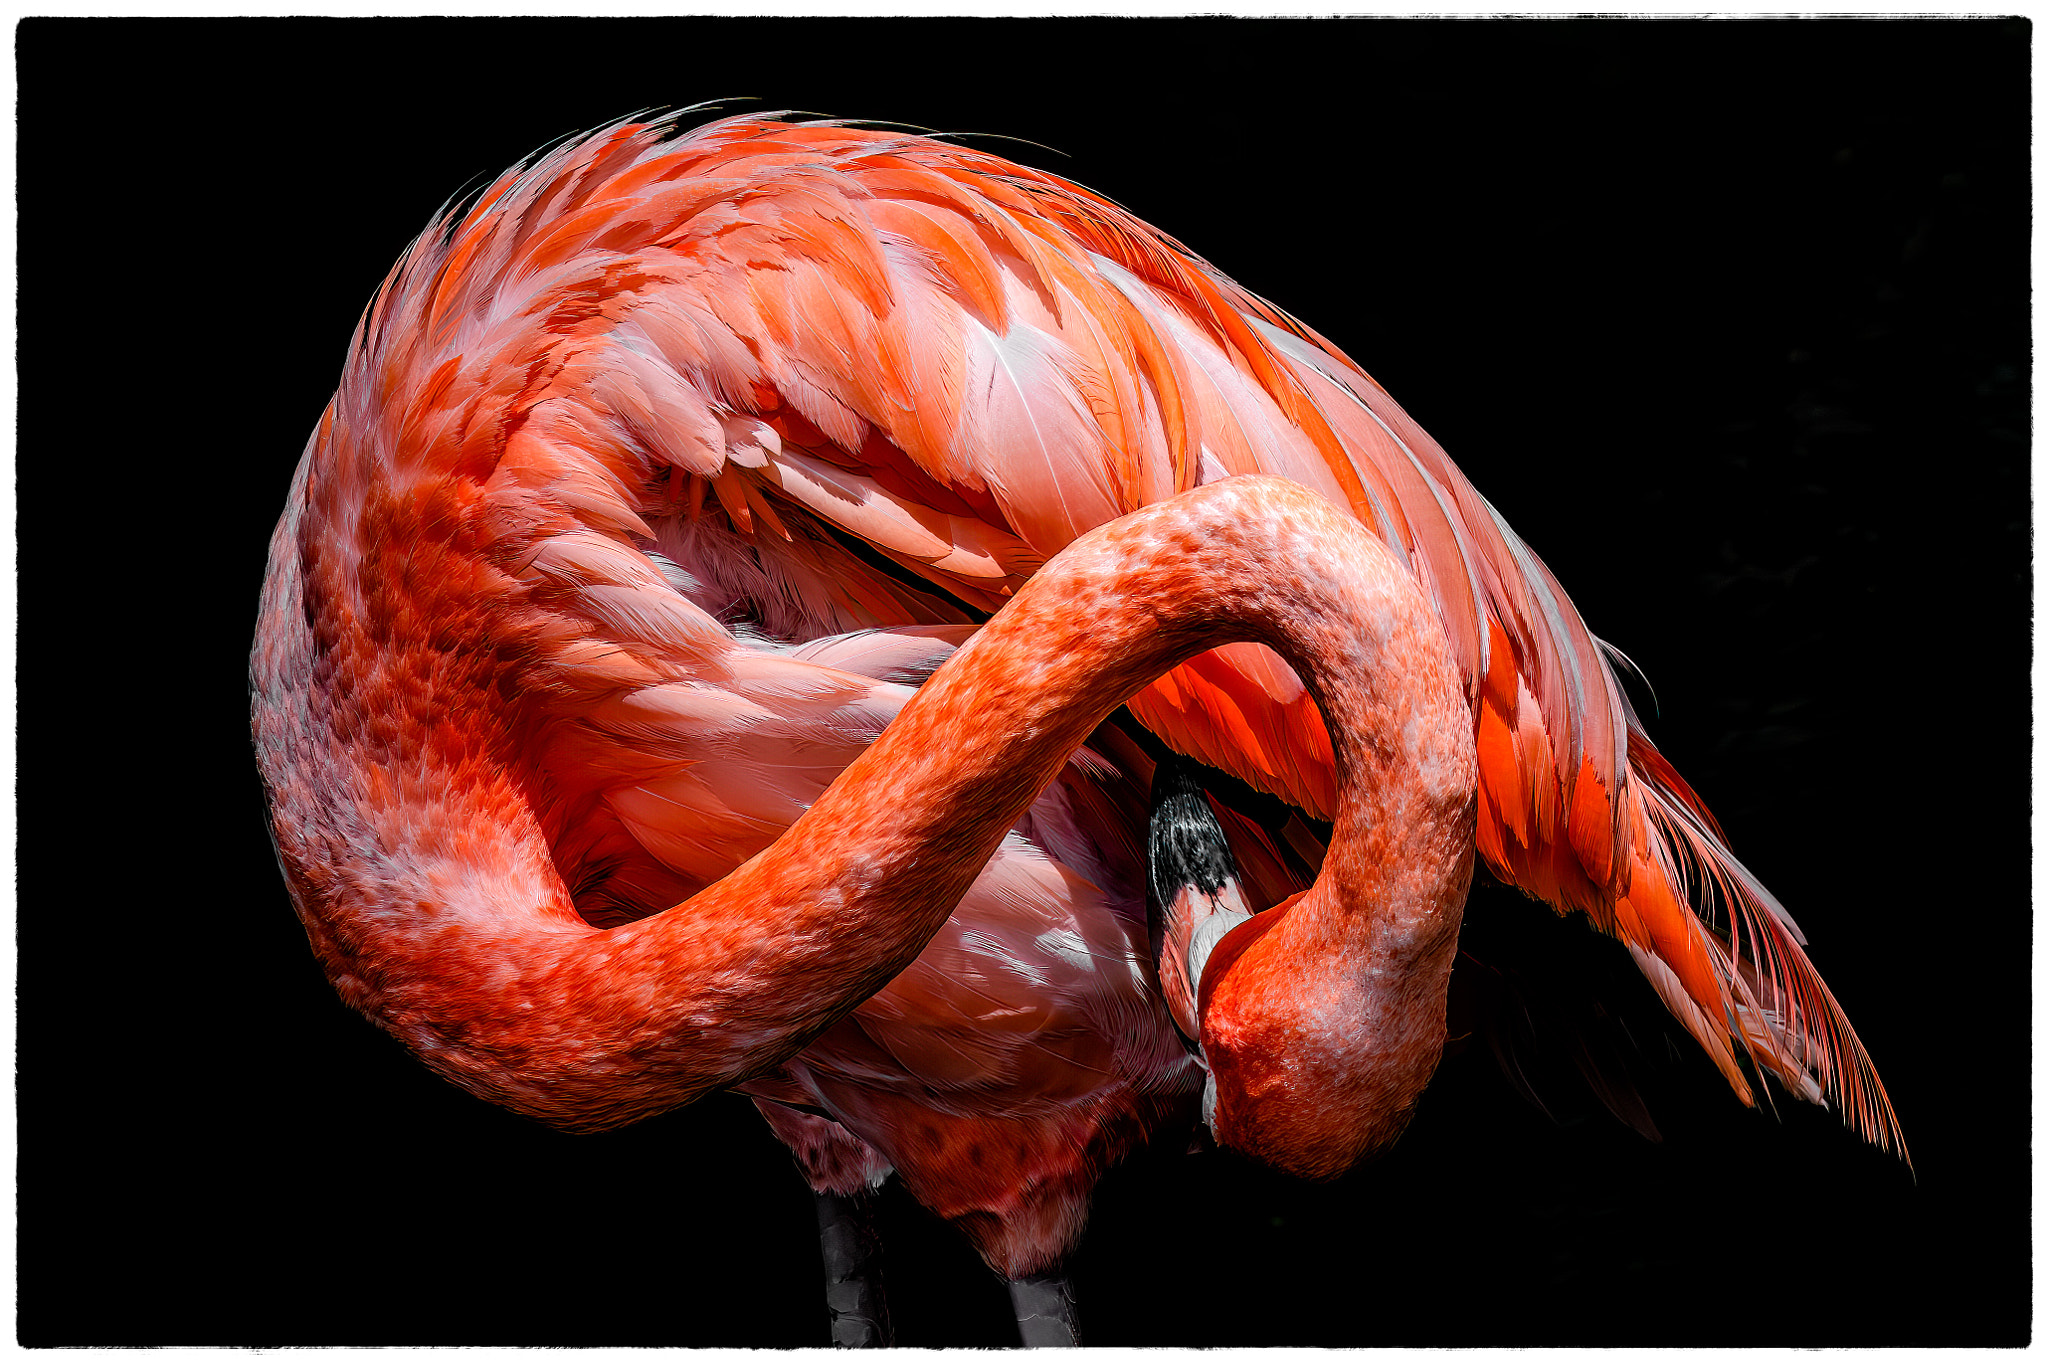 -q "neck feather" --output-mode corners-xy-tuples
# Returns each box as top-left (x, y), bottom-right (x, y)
(266, 475), (1474, 1136)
